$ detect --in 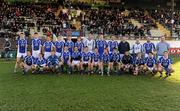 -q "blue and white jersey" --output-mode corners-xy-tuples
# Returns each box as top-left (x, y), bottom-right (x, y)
(108, 40), (118, 53)
(96, 40), (107, 56)
(36, 58), (46, 66)
(54, 41), (64, 53)
(133, 57), (145, 65)
(65, 41), (74, 54)
(62, 51), (71, 63)
(24, 55), (35, 66)
(71, 51), (81, 61)
(109, 53), (120, 62)
(91, 52), (100, 62)
(16, 39), (27, 53)
(102, 53), (110, 63)
(43, 41), (54, 52)
(31, 38), (42, 51)
(143, 42), (155, 54)
(47, 55), (59, 65)
(145, 57), (156, 68)
(75, 41), (84, 52)
(158, 57), (173, 68)
(132, 43), (143, 54)
(82, 52), (91, 62)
